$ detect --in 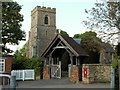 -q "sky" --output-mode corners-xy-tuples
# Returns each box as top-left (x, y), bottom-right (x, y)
(7, 0), (99, 52)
